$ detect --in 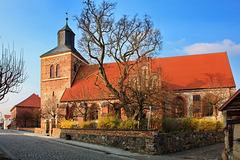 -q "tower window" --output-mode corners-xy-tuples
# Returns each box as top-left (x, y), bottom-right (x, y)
(56, 64), (60, 77)
(50, 65), (54, 78)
